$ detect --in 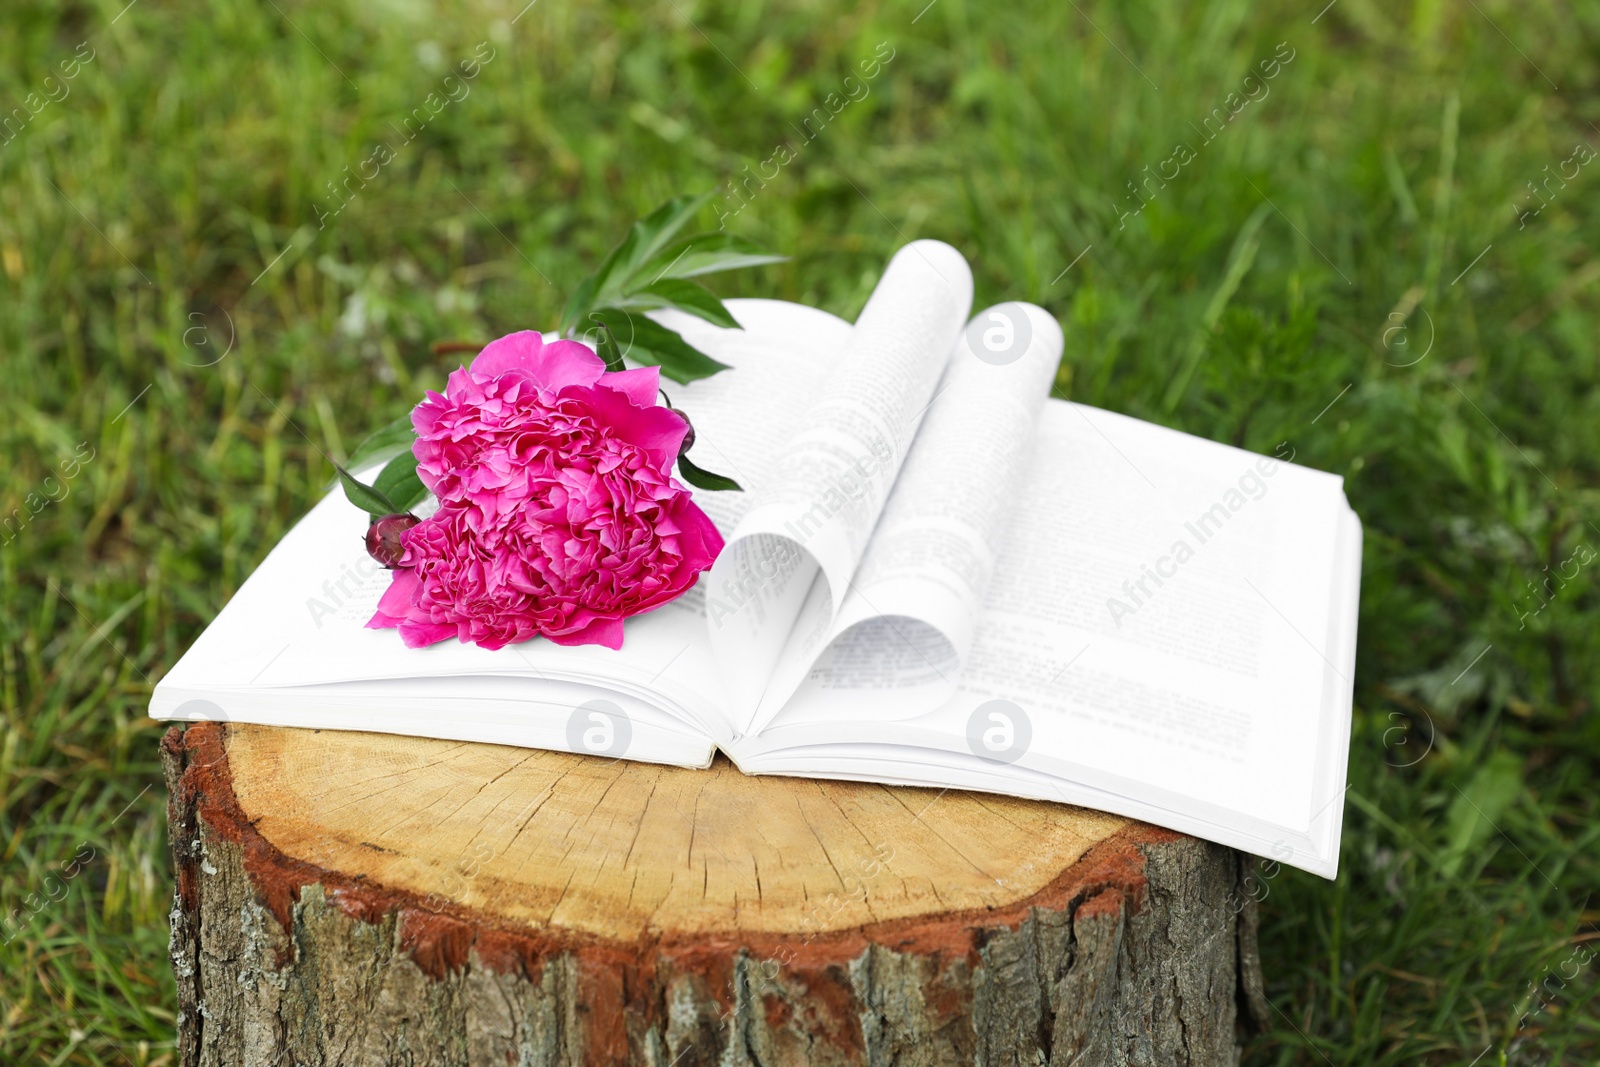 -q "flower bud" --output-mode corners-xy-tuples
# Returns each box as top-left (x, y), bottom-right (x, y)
(365, 513), (419, 568)
(671, 409), (695, 456)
